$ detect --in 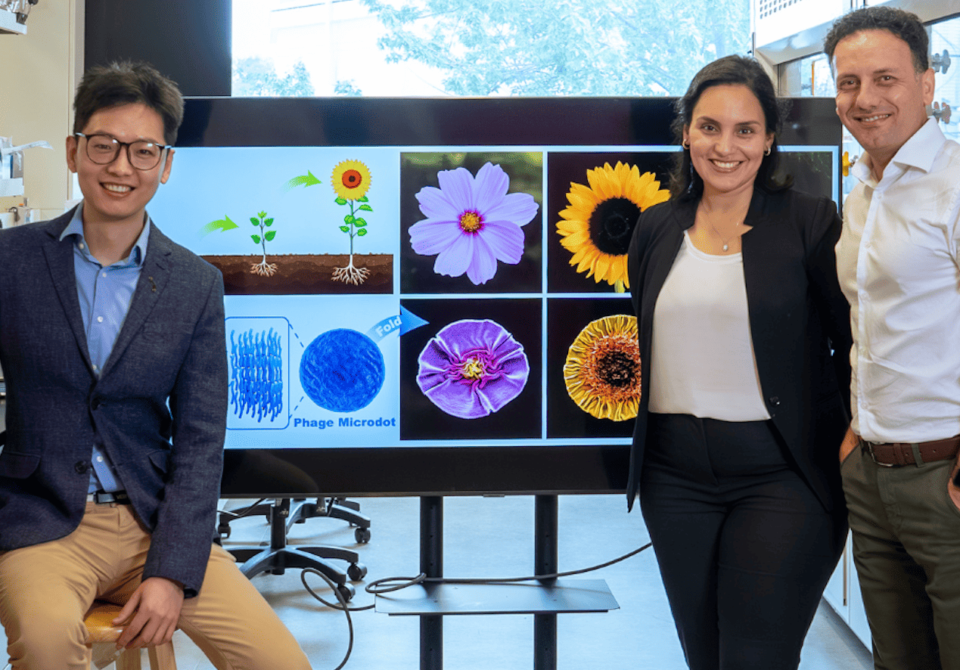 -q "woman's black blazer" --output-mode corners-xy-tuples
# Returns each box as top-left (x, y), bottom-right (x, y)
(625, 188), (852, 512)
